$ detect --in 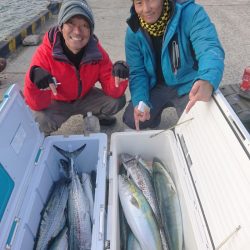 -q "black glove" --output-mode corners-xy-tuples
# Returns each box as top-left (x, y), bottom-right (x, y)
(30, 66), (54, 89)
(112, 60), (129, 79)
